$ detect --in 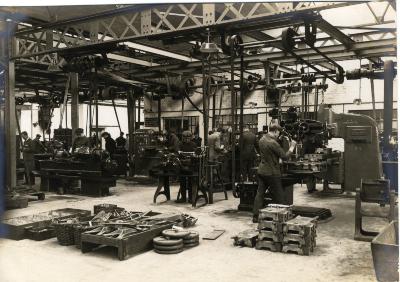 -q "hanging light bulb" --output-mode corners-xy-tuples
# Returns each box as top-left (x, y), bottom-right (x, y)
(200, 28), (218, 54)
